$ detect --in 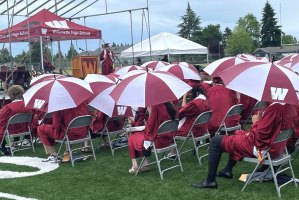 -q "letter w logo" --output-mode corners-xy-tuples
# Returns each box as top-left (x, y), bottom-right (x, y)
(117, 106), (127, 115)
(270, 87), (288, 100)
(33, 99), (46, 109)
(45, 20), (69, 29)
